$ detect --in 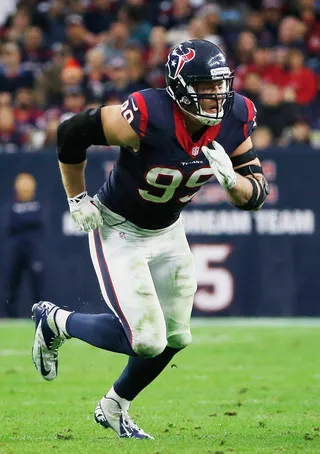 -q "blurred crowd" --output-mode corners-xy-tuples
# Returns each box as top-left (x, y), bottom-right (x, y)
(0, 0), (319, 152)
